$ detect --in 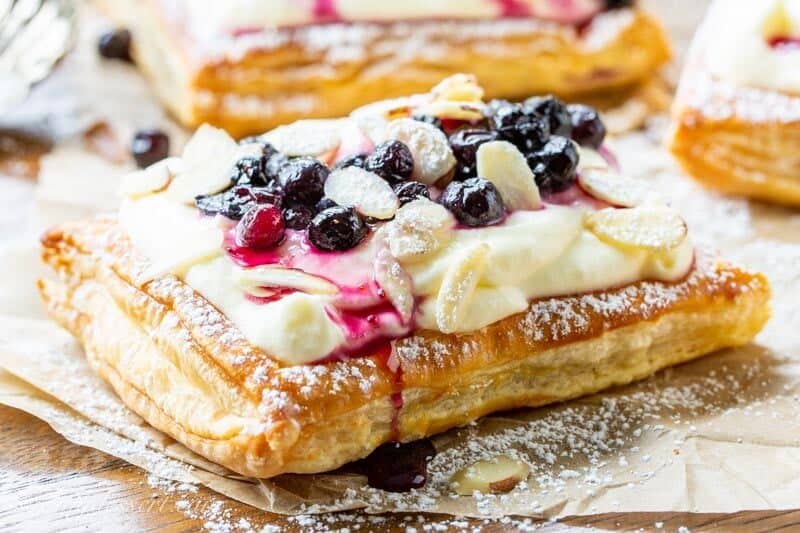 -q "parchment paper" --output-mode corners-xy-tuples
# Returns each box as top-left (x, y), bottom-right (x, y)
(2, 0), (800, 519)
